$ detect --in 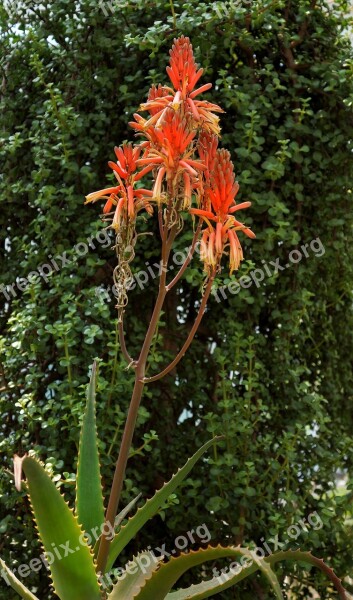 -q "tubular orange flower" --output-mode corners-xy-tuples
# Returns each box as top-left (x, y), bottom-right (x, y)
(190, 149), (255, 273)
